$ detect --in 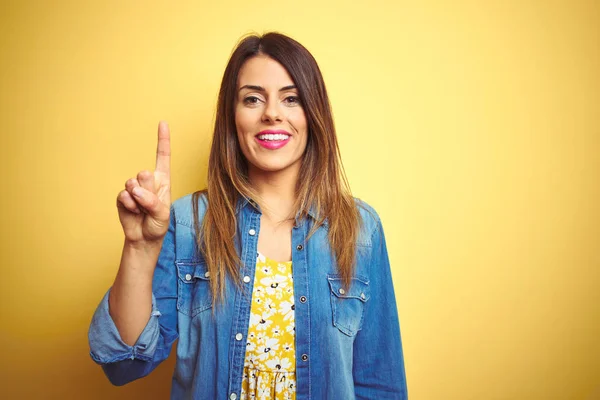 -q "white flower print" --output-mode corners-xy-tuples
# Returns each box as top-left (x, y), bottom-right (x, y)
(263, 299), (278, 318)
(260, 275), (288, 296)
(277, 263), (288, 273)
(270, 325), (283, 338)
(258, 387), (270, 400)
(274, 375), (285, 393)
(246, 340), (257, 354)
(285, 322), (295, 334)
(255, 331), (266, 343)
(279, 300), (295, 322)
(261, 264), (272, 275)
(249, 312), (263, 327)
(244, 351), (258, 368)
(265, 357), (292, 372)
(254, 314), (273, 331)
(257, 337), (280, 362)
(242, 253), (296, 400)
